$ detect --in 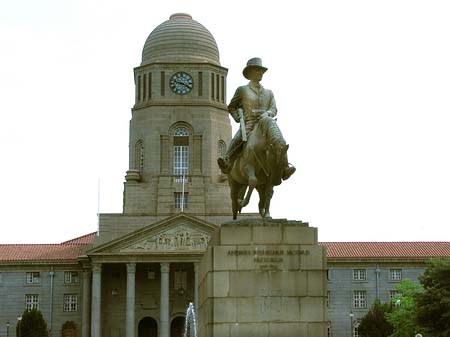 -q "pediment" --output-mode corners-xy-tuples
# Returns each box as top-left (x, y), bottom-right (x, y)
(87, 214), (218, 256)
